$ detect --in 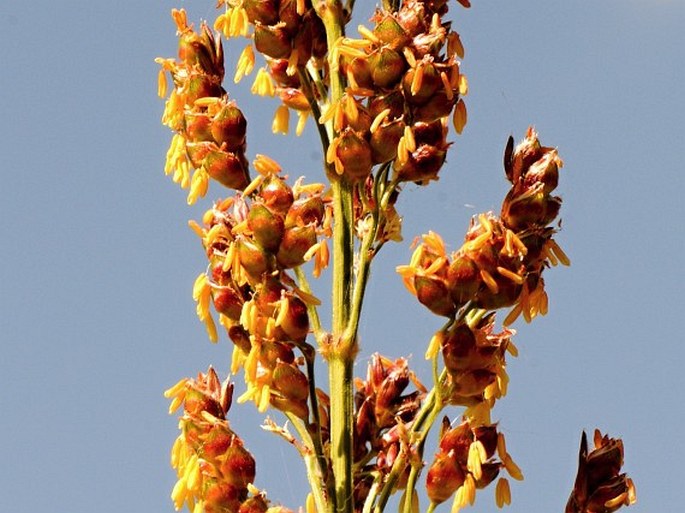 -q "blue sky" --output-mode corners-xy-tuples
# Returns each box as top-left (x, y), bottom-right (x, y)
(1, 1), (683, 512)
